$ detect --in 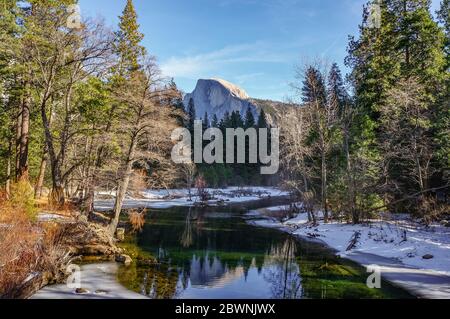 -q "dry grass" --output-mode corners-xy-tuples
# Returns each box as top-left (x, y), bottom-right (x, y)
(128, 210), (146, 232)
(35, 197), (76, 217)
(0, 187), (70, 299)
